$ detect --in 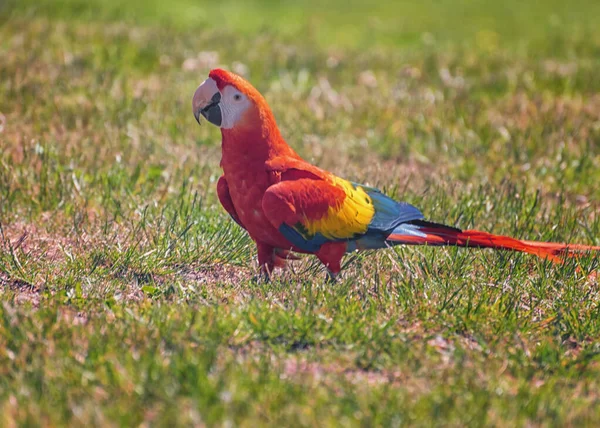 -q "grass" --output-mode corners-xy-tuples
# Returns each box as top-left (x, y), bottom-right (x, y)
(1, 0), (600, 425)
